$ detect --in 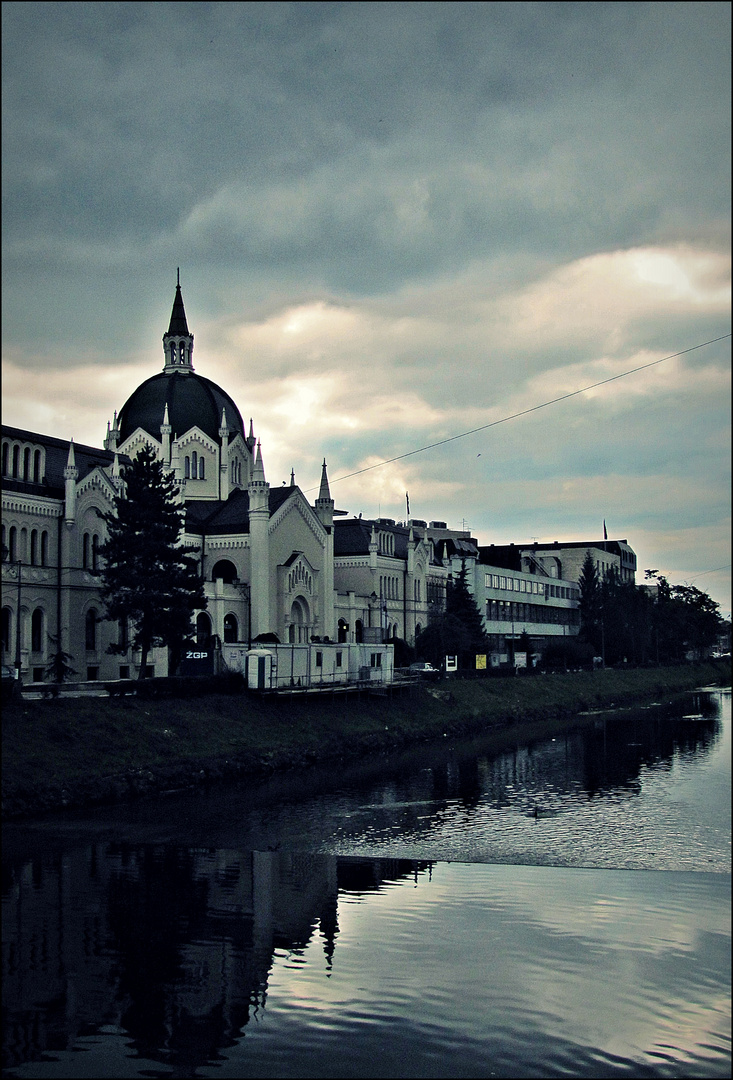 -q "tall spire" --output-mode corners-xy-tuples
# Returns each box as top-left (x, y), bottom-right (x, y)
(163, 271), (194, 373)
(317, 458), (331, 503)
